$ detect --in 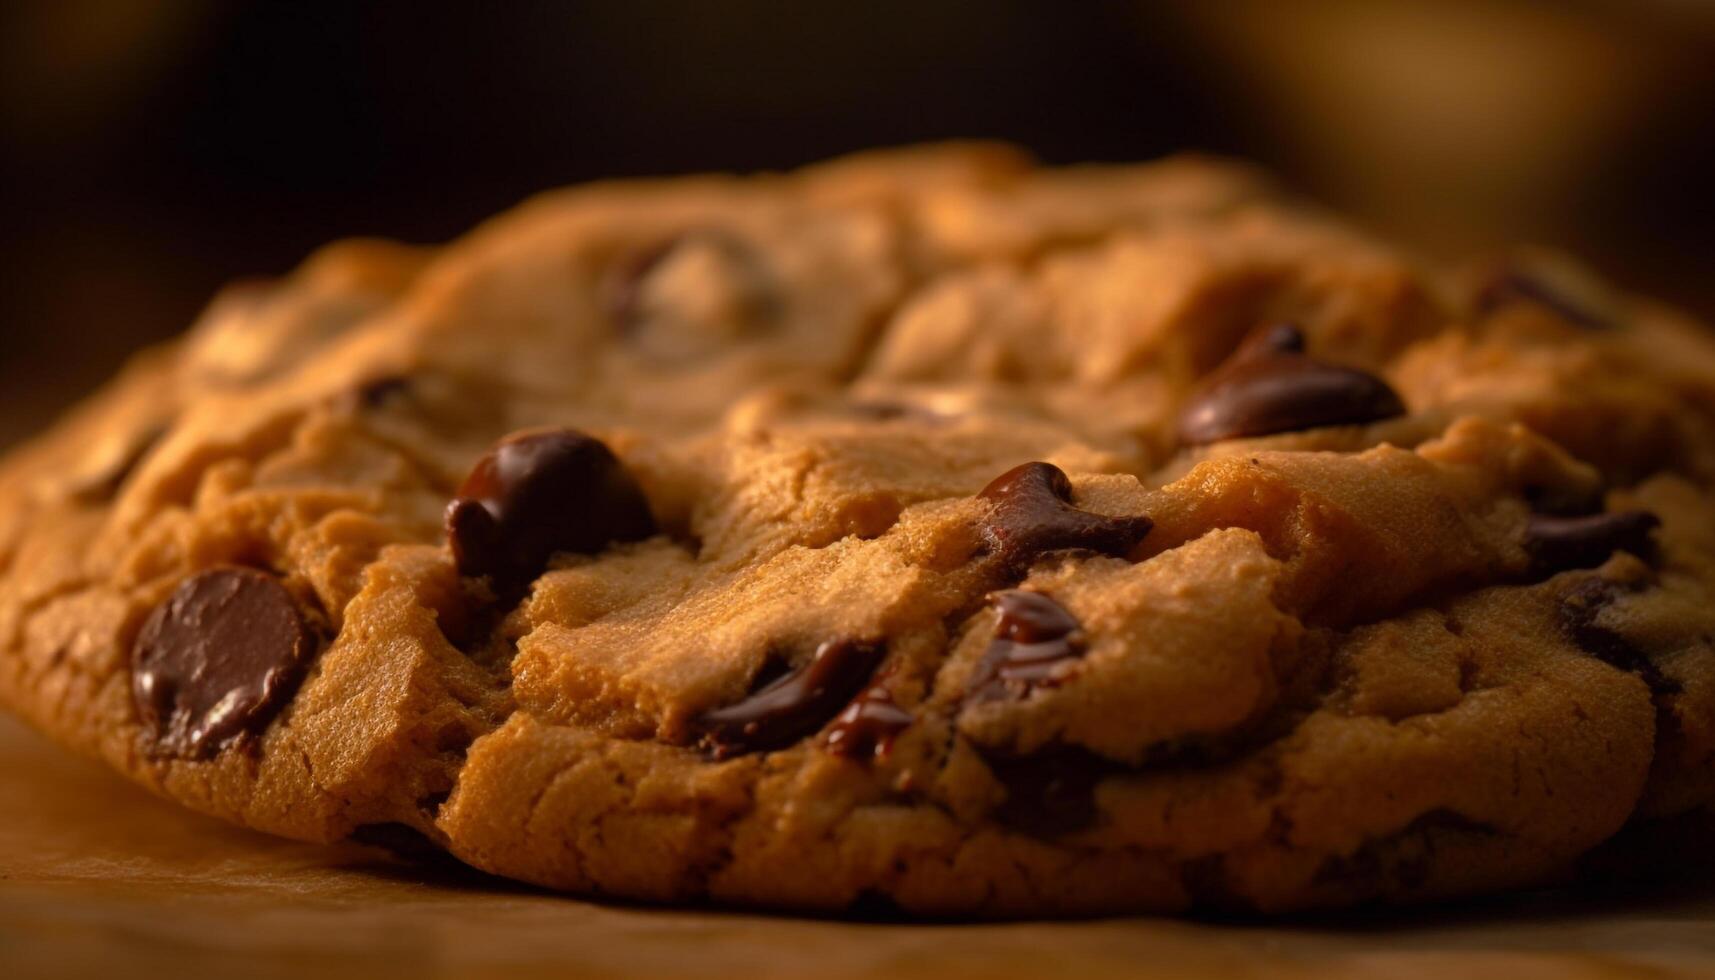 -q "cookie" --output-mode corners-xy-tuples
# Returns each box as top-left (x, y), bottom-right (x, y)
(2, 144), (1712, 915)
